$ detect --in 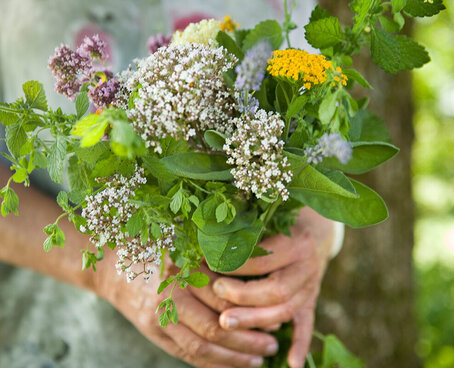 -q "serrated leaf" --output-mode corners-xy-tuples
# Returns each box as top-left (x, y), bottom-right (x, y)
(185, 272), (210, 288)
(157, 278), (174, 294)
(75, 141), (110, 164)
(309, 5), (331, 22)
(72, 114), (100, 136)
(81, 120), (108, 147)
(170, 305), (178, 324)
(0, 105), (19, 126)
(12, 168), (27, 183)
(56, 191), (69, 210)
(243, 20), (283, 50)
(305, 17), (344, 49)
(47, 134), (67, 183)
(22, 81), (47, 111)
(371, 28), (430, 74)
(75, 91), (90, 118)
(342, 69), (371, 89)
(43, 236), (53, 252)
(159, 312), (170, 327)
(6, 121), (26, 157)
(404, 0), (445, 17)
(126, 212), (144, 237)
(170, 190), (183, 214)
(0, 187), (19, 216)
